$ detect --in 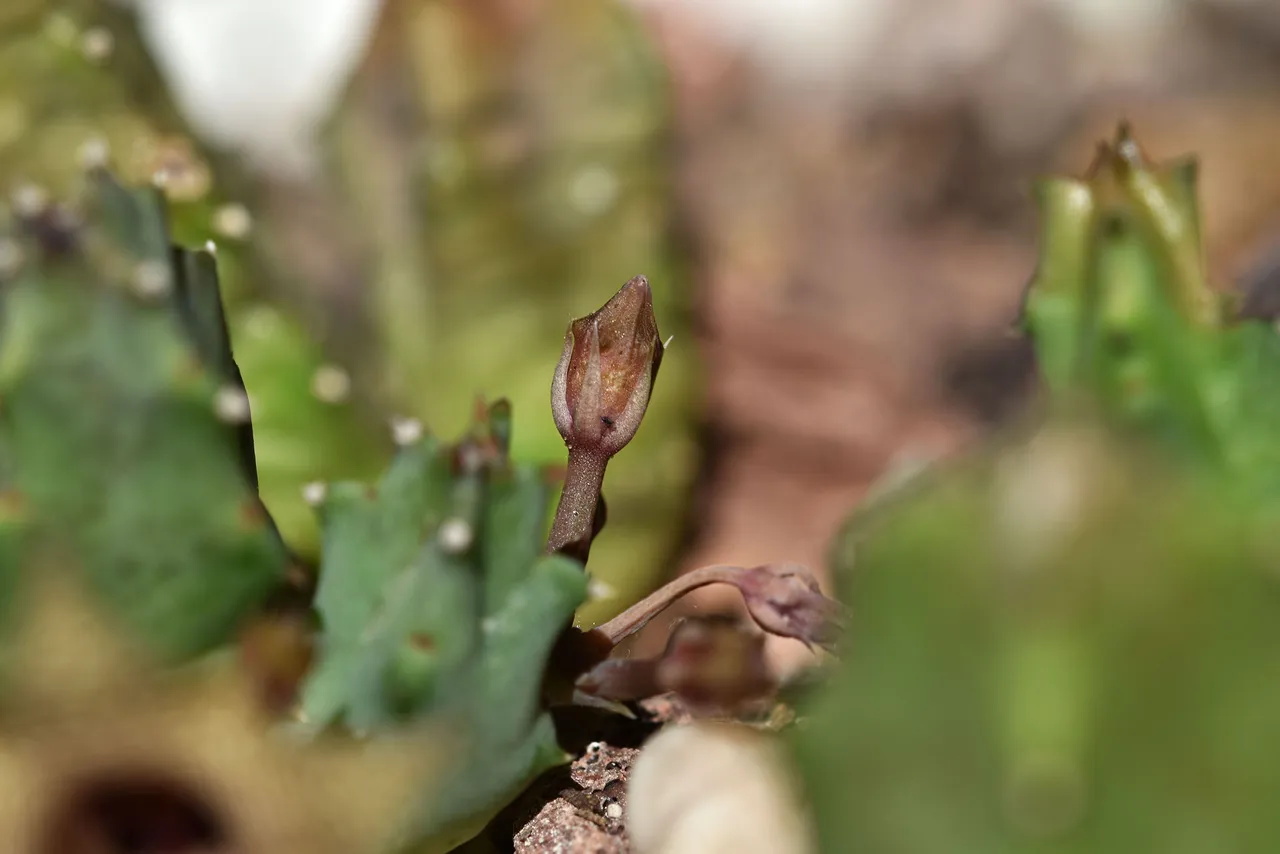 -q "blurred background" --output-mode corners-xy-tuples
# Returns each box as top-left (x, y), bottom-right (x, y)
(11, 0), (1280, 672)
